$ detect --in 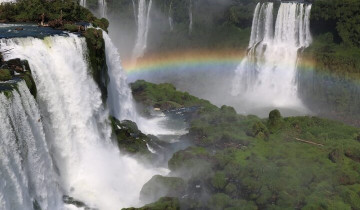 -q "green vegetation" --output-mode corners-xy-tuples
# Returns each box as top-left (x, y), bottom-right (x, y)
(83, 28), (109, 102)
(131, 80), (217, 112)
(0, 69), (12, 81)
(140, 175), (186, 203)
(122, 197), (180, 210)
(0, 0), (108, 31)
(299, 0), (360, 126)
(110, 116), (151, 155)
(0, 58), (37, 98)
(311, 0), (360, 47)
(130, 81), (360, 209)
